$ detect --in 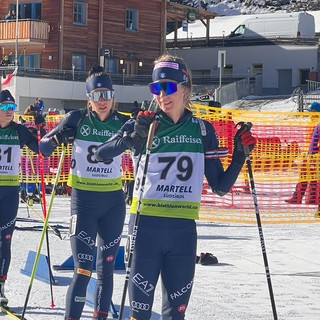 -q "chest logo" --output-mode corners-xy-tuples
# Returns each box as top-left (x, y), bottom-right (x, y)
(80, 125), (91, 136)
